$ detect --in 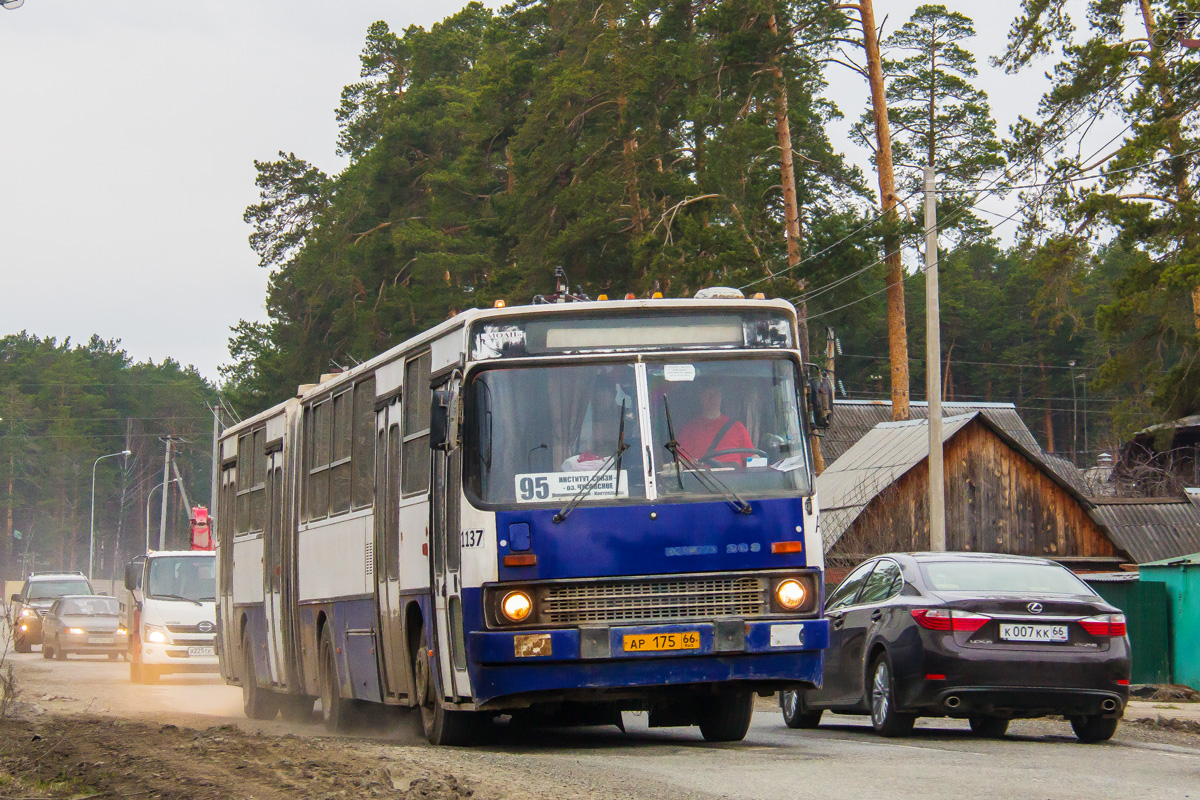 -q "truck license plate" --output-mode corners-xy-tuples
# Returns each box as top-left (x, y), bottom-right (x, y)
(88, 636), (114, 644)
(187, 646), (215, 656)
(623, 631), (700, 652)
(999, 623), (1068, 642)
